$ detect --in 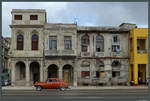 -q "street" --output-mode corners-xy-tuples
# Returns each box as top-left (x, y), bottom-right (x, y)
(1, 88), (148, 100)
